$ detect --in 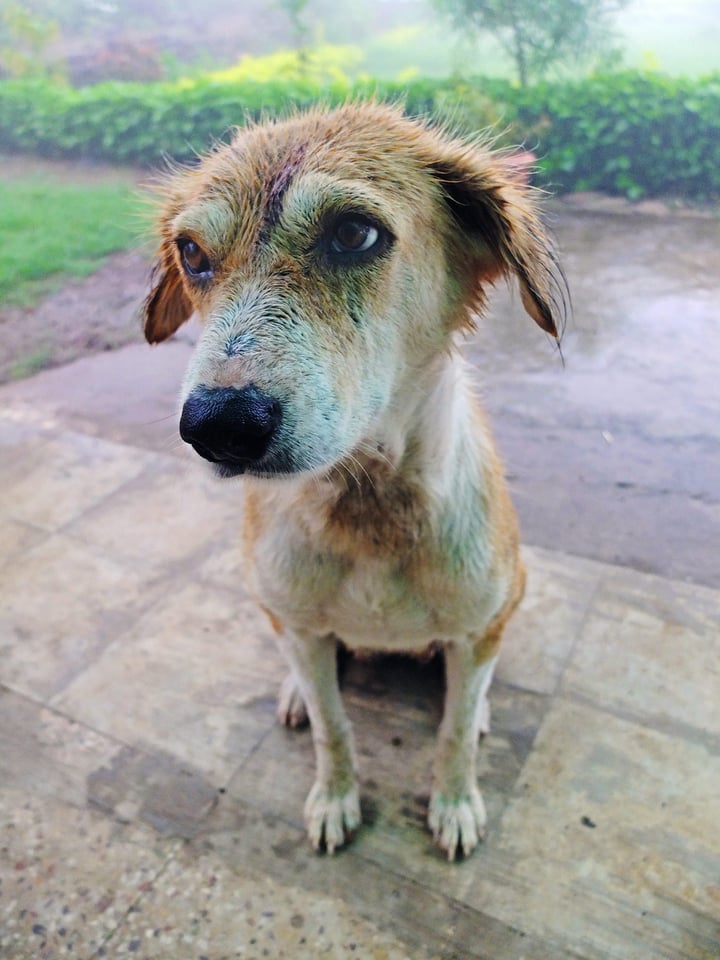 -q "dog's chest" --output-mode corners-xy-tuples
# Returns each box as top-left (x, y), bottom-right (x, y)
(321, 555), (442, 647)
(257, 542), (448, 648)
(248, 481), (498, 648)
